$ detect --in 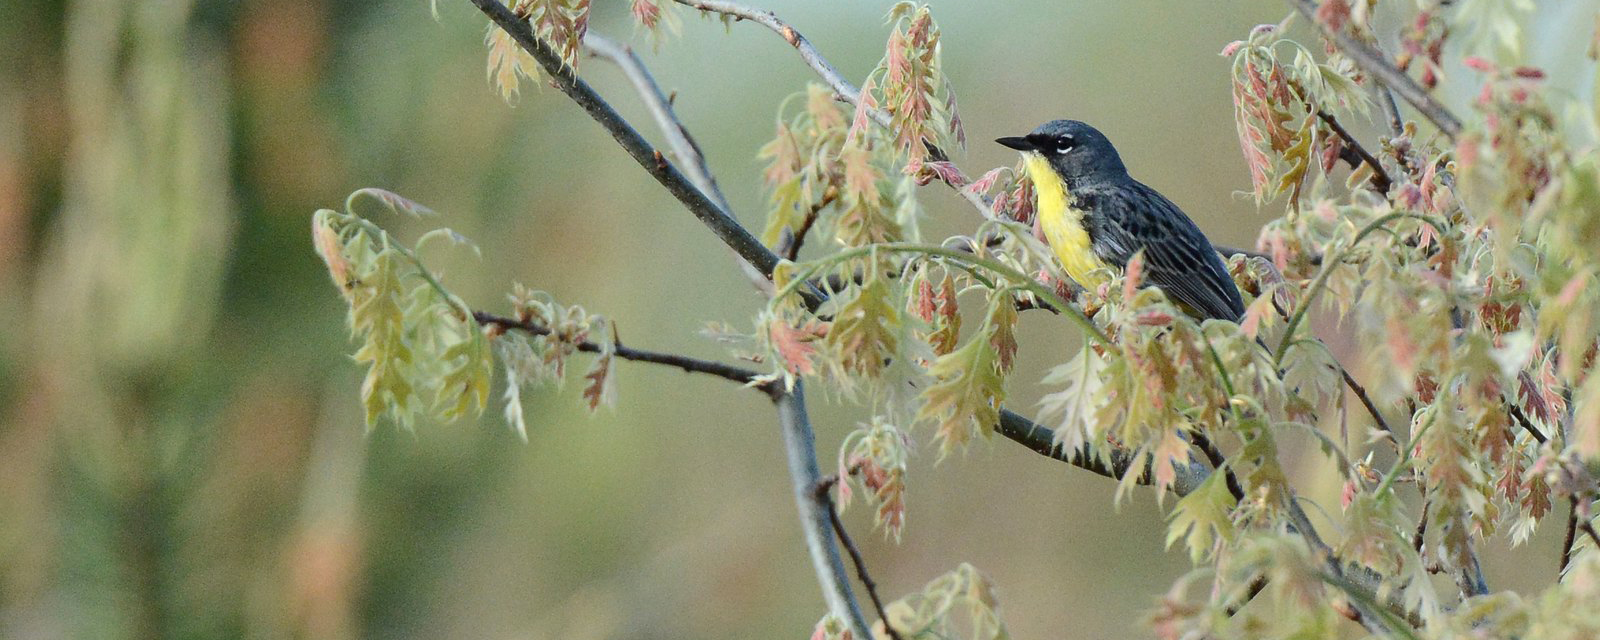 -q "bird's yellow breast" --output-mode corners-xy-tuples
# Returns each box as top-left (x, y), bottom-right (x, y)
(1022, 153), (1111, 289)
